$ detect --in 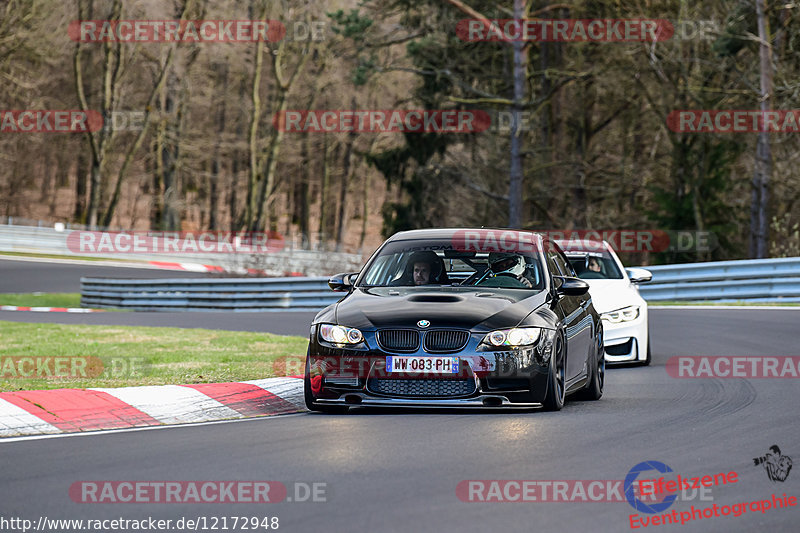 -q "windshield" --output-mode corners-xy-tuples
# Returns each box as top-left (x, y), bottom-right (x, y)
(358, 239), (545, 290)
(564, 250), (624, 280)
